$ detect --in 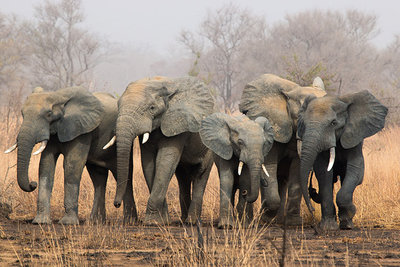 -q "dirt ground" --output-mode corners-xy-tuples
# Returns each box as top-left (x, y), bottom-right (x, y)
(1, 214), (400, 267)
